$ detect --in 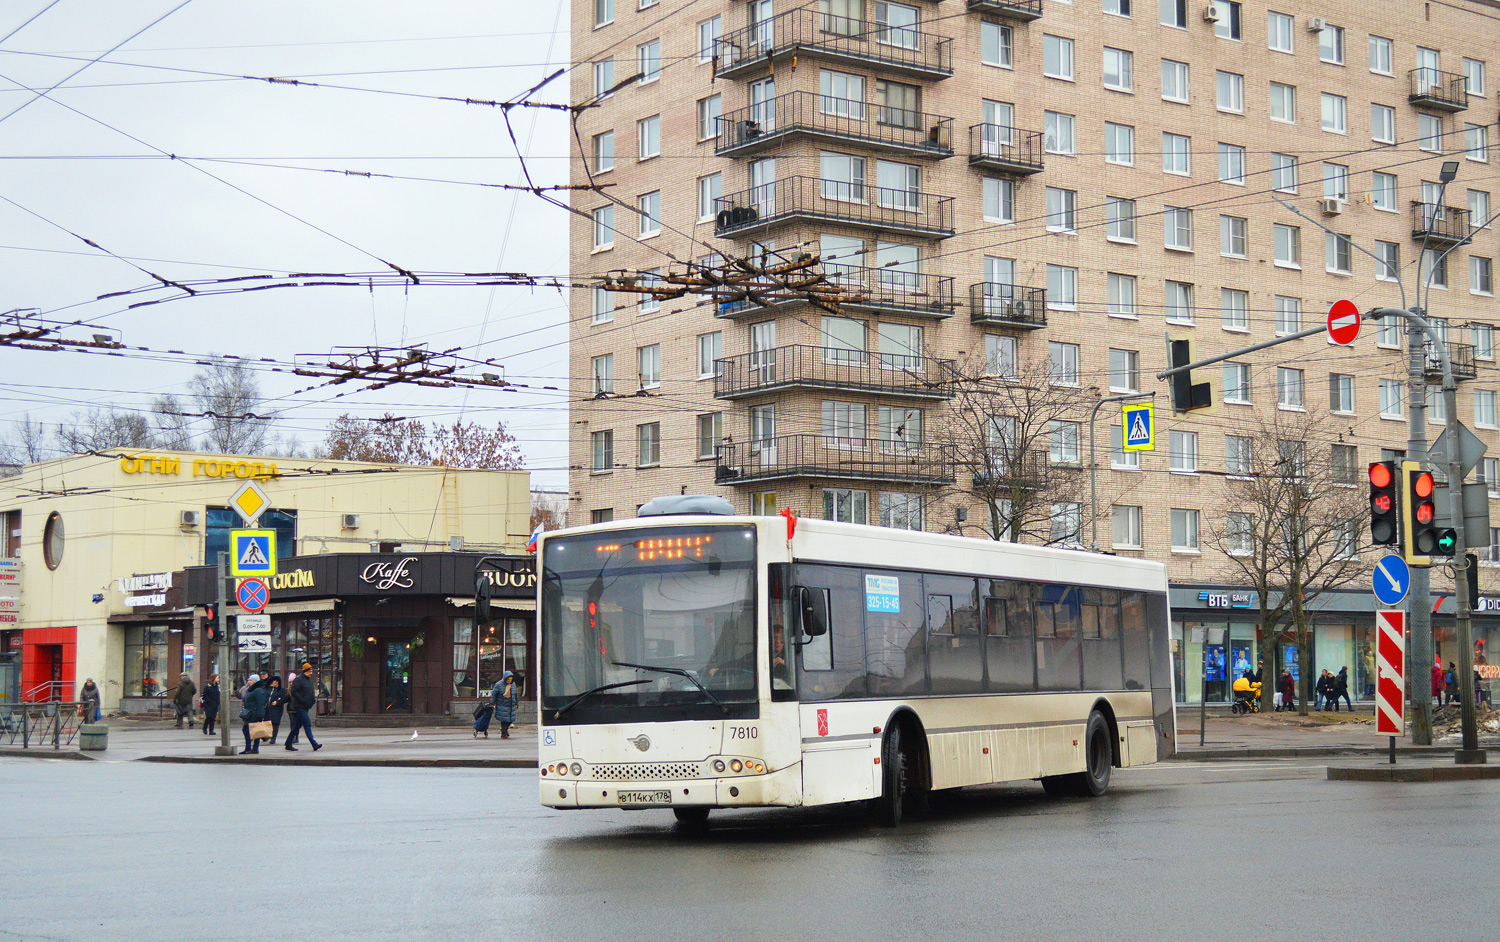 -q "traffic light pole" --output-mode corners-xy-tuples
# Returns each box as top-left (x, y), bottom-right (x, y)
(214, 551), (233, 756)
